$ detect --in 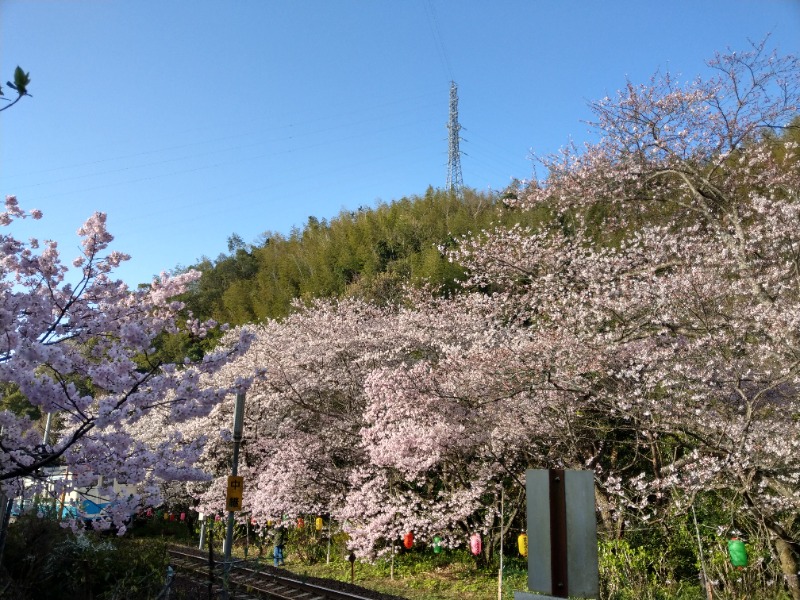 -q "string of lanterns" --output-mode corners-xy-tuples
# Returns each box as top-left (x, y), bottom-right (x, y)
(141, 505), (750, 573)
